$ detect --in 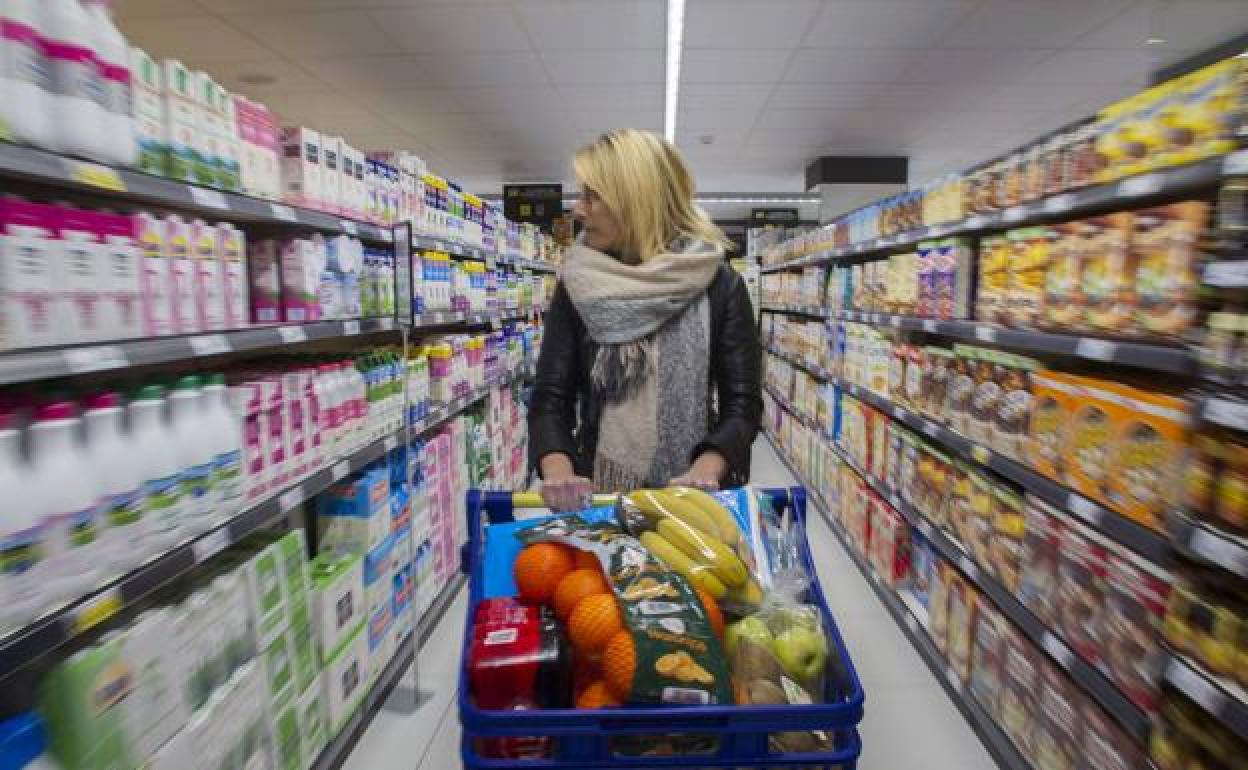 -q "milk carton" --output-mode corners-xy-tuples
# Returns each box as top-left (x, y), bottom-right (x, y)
(281, 126), (322, 210)
(217, 85), (242, 192)
(234, 96), (261, 198)
(193, 72), (222, 188)
(260, 106), (283, 200)
(0, 199), (60, 349)
(98, 212), (143, 341)
(281, 238), (323, 323)
(219, 223), (248, 329)
(56, 206), (107, 343)
(165, 215), (198, 333)
(161, 60), (199, 184)
(248, 239), (281, 324)
(191, 220), (225, 331)
(132, 212), (172, 336)
(130, 47), (167, 177)
(321, 135), (342, 215)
